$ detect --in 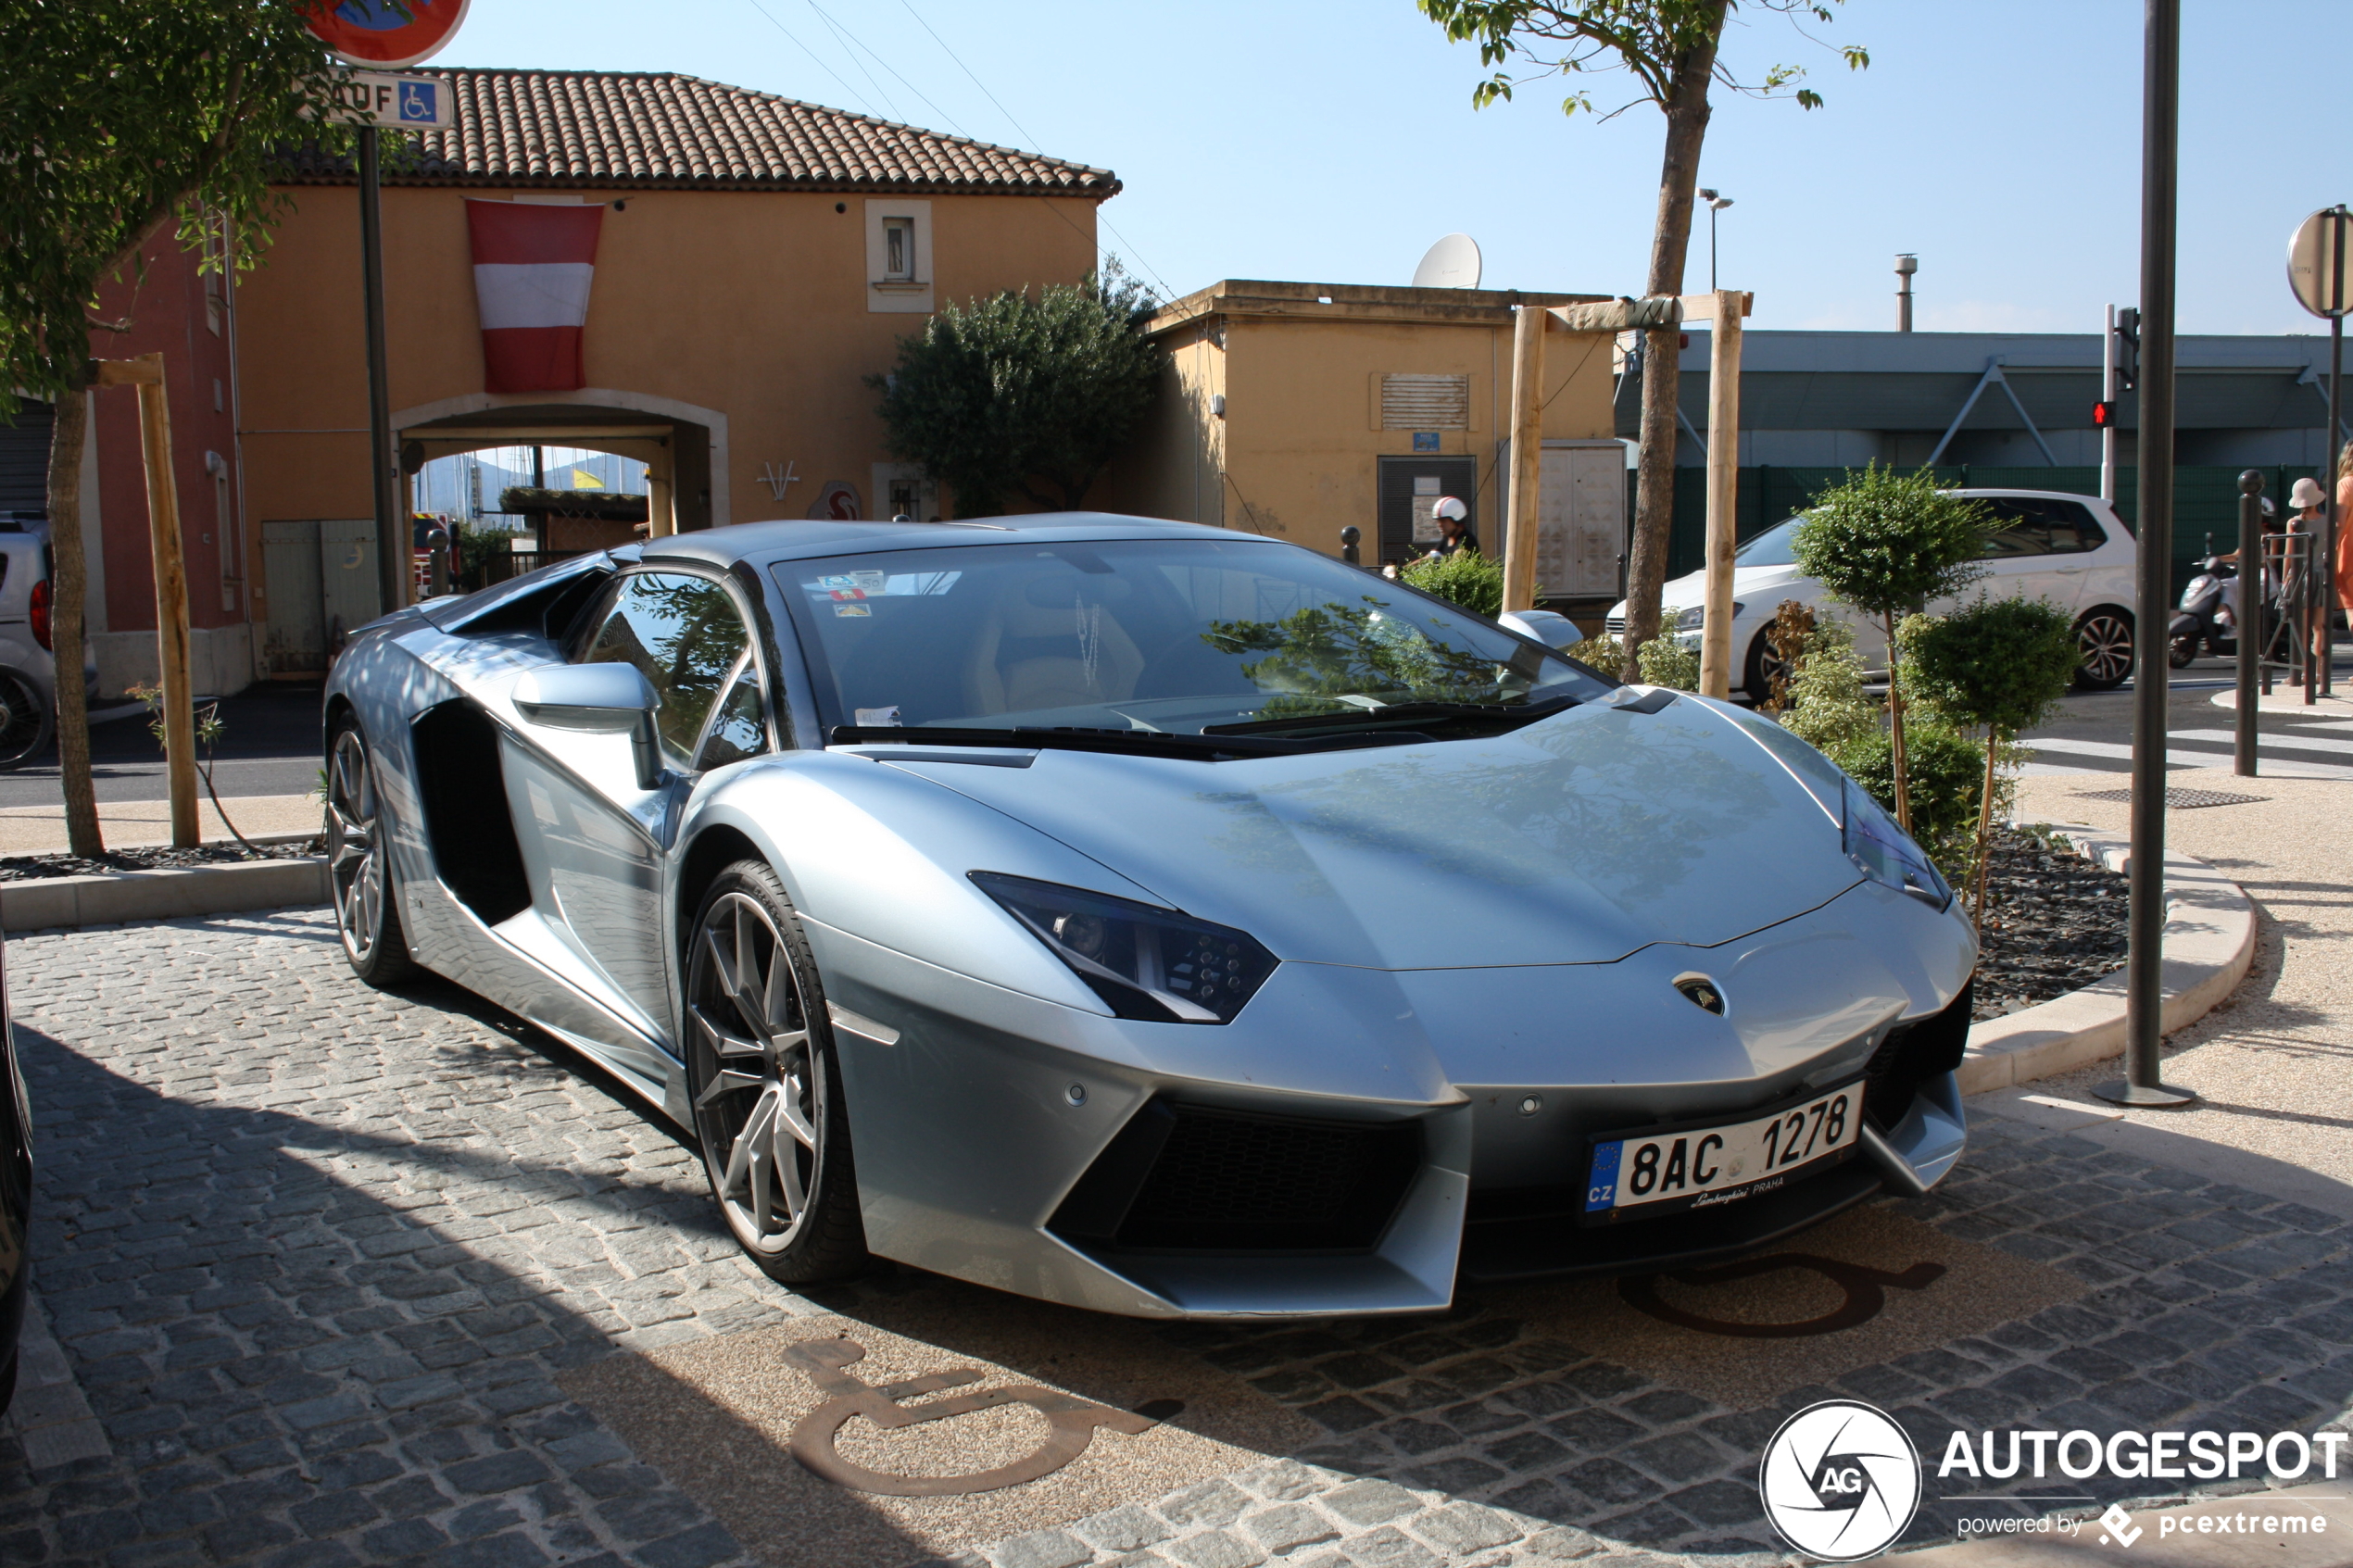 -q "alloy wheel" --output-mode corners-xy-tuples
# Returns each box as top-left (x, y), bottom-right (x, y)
(2075, 611), (2135, 688)
(689, 891), (823, 1253)
(325, 729), (384, 963)
(0, 674), (45, 770)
